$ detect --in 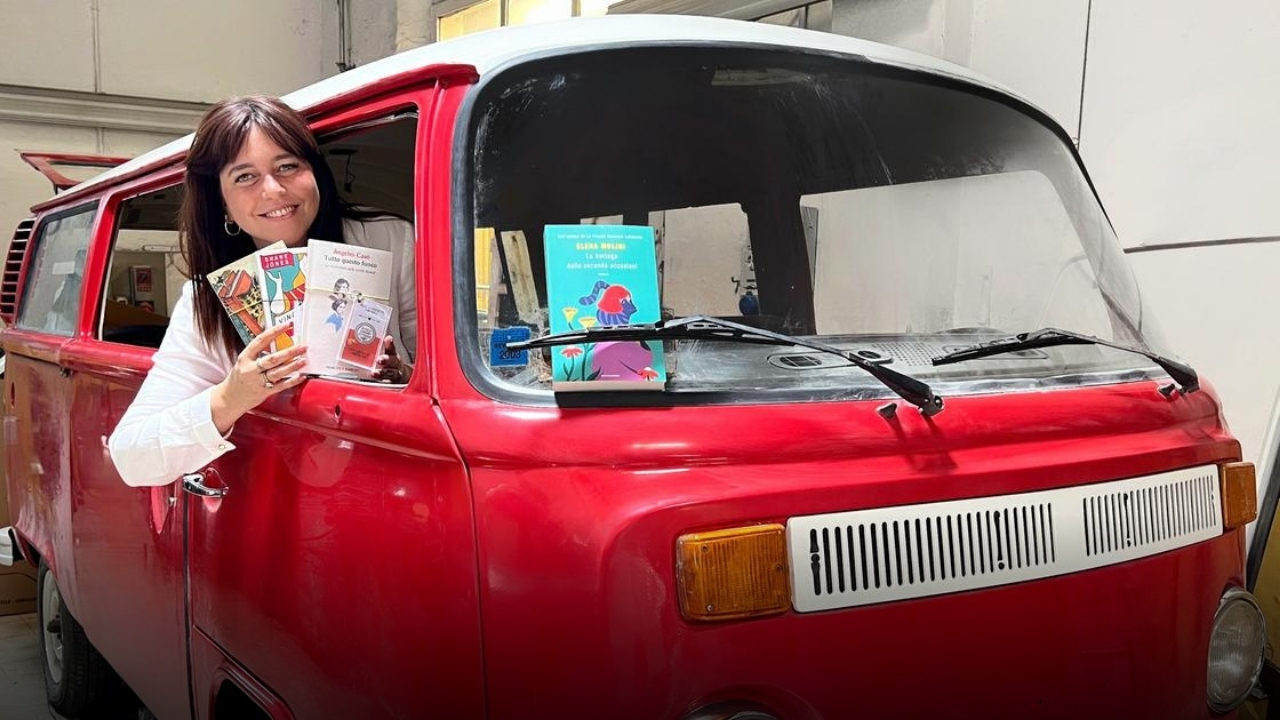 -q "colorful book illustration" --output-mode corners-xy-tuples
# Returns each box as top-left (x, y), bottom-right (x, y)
(543, 224), (665, 391)
(299, 239), (393, 378)
(337, 298), (392, 372)
(258, 248), (307, 350)
(207, 241), (285, 346)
